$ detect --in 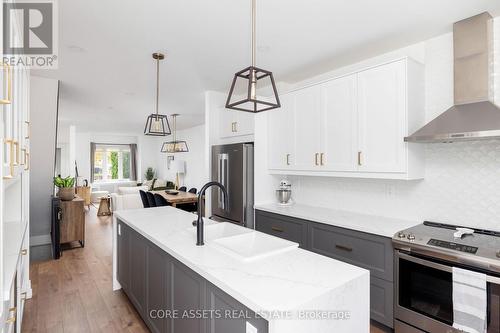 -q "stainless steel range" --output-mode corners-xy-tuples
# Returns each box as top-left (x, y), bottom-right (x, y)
(393, 221), (500, 333)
